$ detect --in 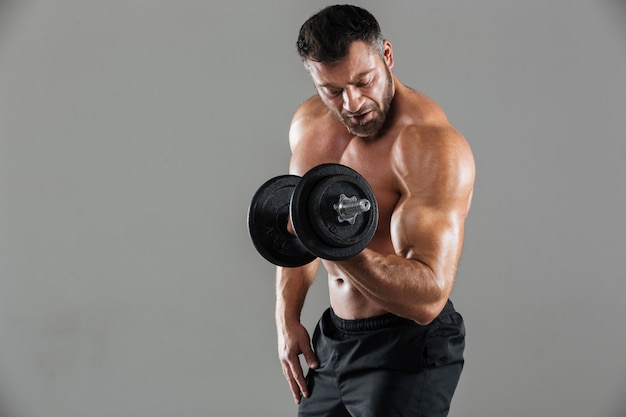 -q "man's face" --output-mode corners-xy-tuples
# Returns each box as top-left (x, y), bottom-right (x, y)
(307, 40), (395, 138)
